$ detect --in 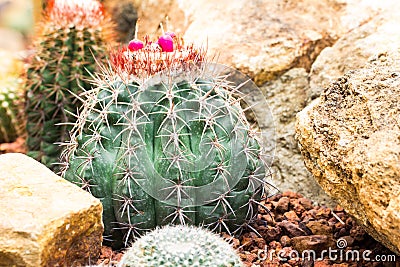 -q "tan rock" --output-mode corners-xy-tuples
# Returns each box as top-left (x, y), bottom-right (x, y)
(309, 1), (400, 100)
(296, 51), (400, 255)
(0, 153), (103, 266)
(136, 0), (356, 86)
(133, 0), (397, 87)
